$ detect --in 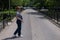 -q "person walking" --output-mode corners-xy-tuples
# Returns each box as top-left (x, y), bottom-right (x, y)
(13, 6), (23, 37)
